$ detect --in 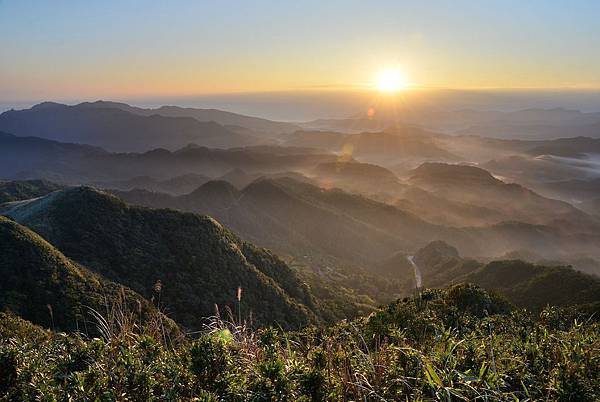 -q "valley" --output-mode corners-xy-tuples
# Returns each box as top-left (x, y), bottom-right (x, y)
(2, 7), (600, 395)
